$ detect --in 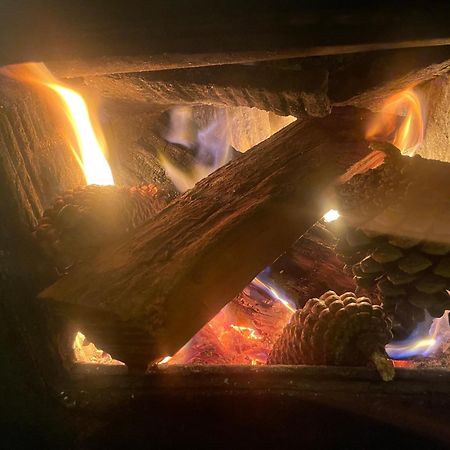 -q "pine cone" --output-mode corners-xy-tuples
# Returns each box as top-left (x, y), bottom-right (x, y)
(336, 226), (450, 339)
(268, 291), (394, 381)
(34, 184), (175, 270)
